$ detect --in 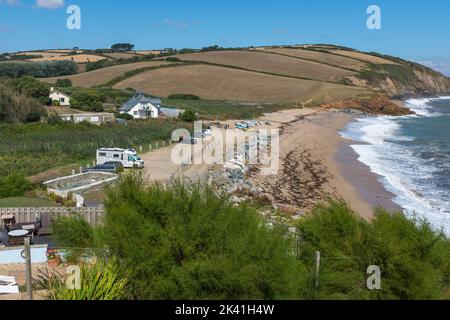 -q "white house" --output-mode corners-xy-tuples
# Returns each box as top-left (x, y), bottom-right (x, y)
(49, 87), (71, 106)
(119, 92), (161, 119)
